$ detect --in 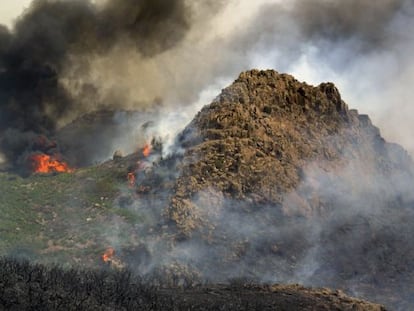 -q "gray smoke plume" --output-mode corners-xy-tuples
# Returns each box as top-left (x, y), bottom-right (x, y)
(80, 0), (413, 159)
(2, 0), (414, 169)
(0, 0), (192, 169)
(221, 0), (414, 152)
